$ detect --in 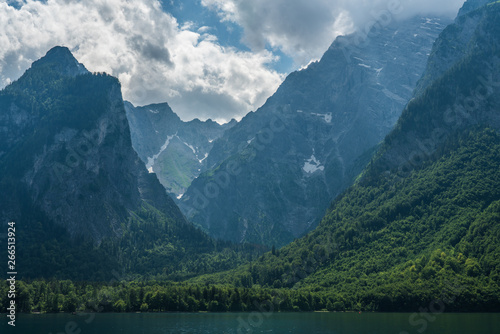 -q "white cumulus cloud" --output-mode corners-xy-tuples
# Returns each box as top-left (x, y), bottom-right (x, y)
(0, 0), (284, 122)
(202, 0), (465, 67)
